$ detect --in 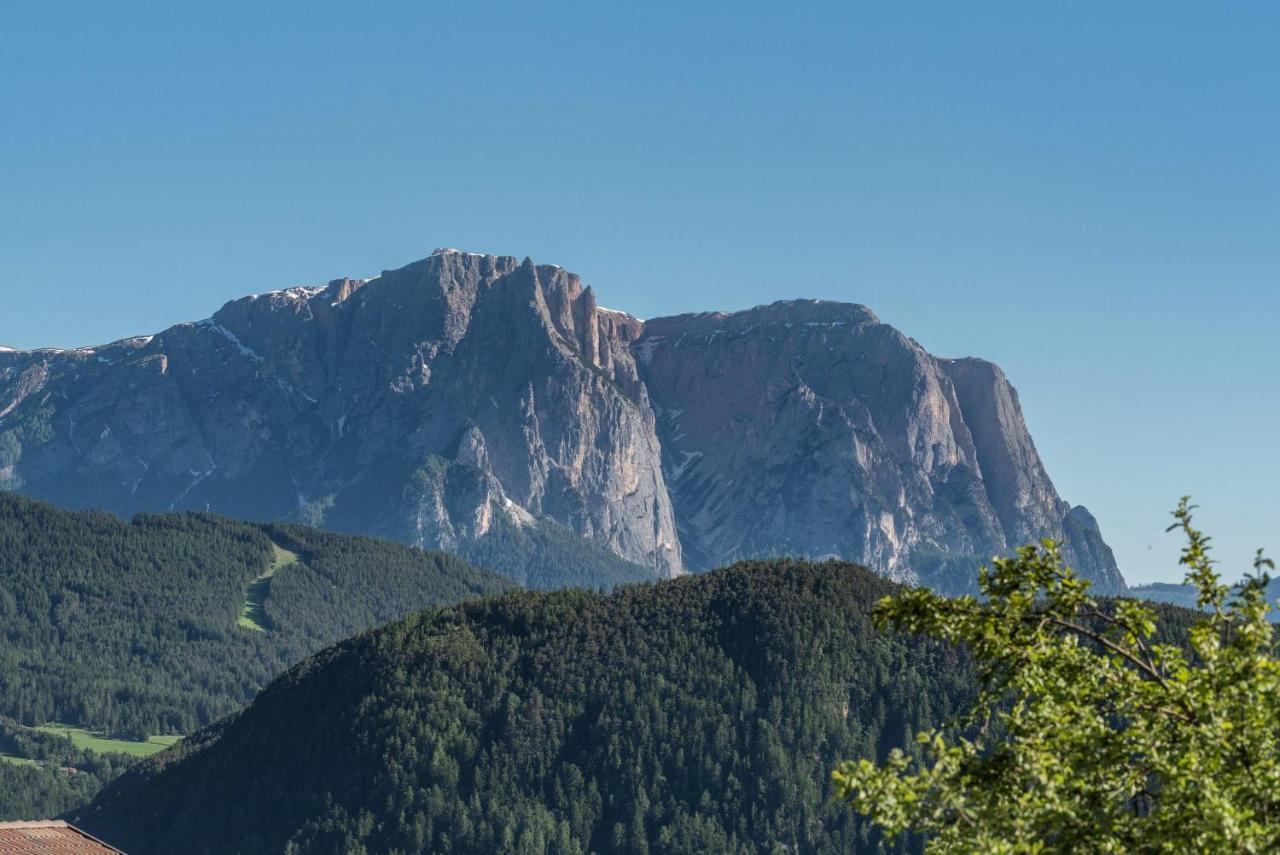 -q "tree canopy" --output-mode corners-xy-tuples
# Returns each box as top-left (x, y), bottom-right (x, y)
(0, 492), (511, 819)
(0, 493), (510, 733)
(77, 560), (975, 855)
(835, 500), (1280, 852)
